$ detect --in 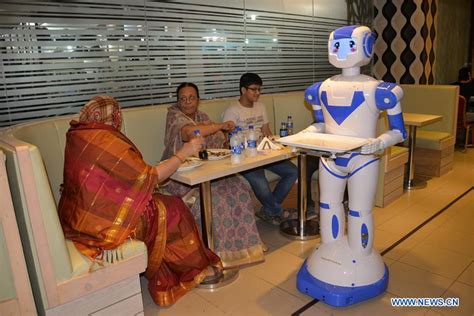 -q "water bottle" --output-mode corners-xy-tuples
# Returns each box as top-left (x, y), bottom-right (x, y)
(230, 131), (242, 164)
(247, 125), (258, 157)
(236, 126), (245, 151)
(279, 122), (289, 137)
(287, 115), (294, 135)
(193, 130), (208, 160)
